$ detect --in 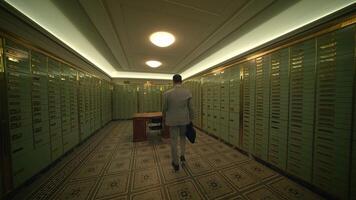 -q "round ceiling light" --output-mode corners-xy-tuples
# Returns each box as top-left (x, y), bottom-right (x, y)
(149, 31), (175, 47)
(145, 60), (162, 68)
